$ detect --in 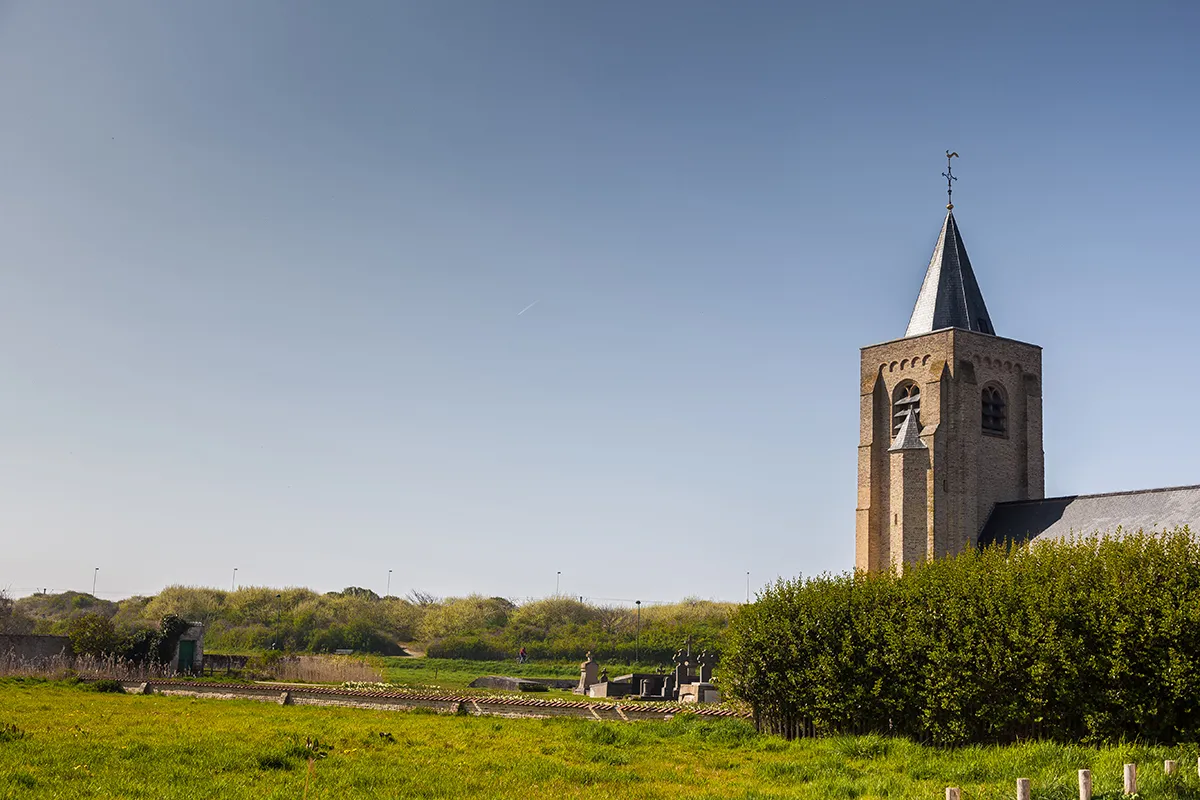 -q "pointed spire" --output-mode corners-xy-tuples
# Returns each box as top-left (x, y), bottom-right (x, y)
(889, 409), (926, 451)
(904, 211), (995, 337)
